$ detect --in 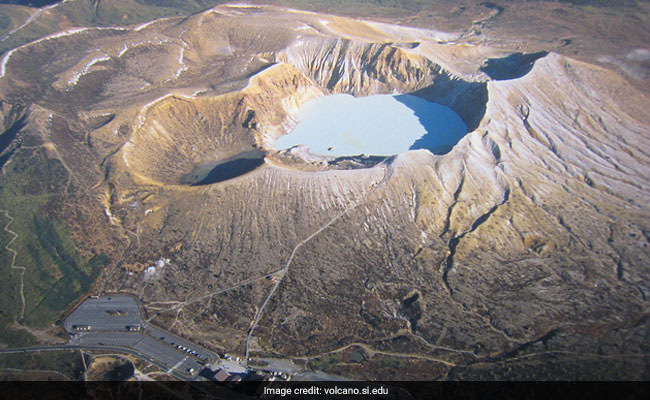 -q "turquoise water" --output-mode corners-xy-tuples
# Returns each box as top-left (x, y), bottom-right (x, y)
(275, 94), (468, 157)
